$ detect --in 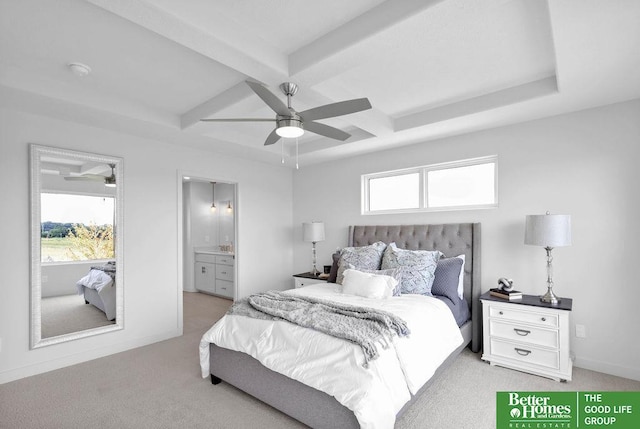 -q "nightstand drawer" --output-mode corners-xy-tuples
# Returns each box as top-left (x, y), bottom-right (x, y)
(489, 320), (559, 348)
(489, 306), (558, 328)
(490, 339), (559, 369)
